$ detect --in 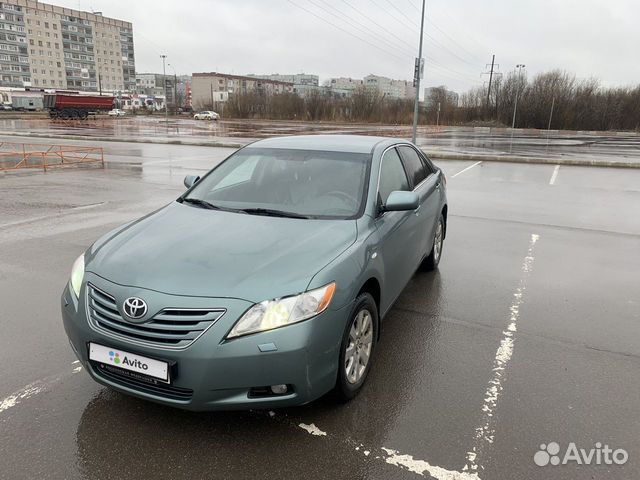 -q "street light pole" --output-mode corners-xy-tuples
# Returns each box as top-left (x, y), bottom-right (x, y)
(160, 54), (168, 125)
(411, 0), (426, 144)
(168, 63), (178, 111)
(509, 63), (525, 153)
